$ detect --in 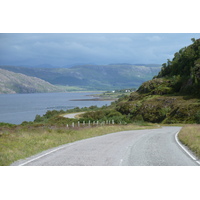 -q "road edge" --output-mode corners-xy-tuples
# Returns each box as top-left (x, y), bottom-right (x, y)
(175, 130), (200, 165)
(12, 129), (136, 166)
